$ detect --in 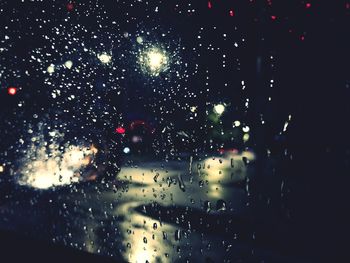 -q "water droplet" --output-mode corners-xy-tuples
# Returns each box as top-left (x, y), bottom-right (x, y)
(204, 200), (211, 213)
(178, 174), (186, 192)
(175, 229), (182, 241)
(216, 199), (227, 211)
(242, 156), (249, 165)
(153, 172), (159, 182)
(199, 180), (204, 187)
